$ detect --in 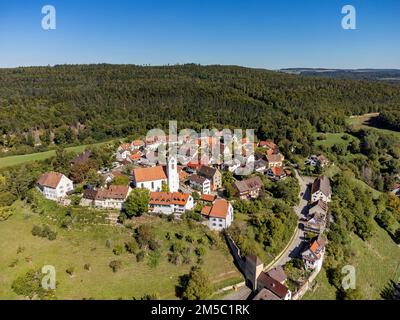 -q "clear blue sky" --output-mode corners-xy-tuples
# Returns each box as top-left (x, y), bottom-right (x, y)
(0, 0), (399, 69)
